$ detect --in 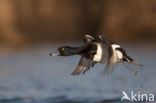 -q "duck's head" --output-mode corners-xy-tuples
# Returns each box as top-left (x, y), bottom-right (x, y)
(50, 46), (77, 56)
